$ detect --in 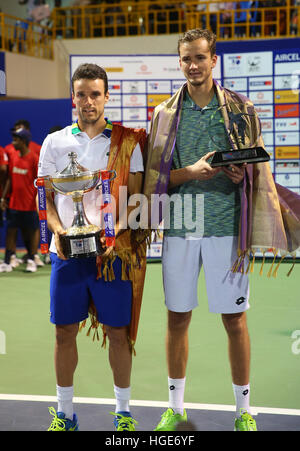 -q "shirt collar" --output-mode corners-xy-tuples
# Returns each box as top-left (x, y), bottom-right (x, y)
(71, 118), (113, 138)
(183, 89), (218, 111)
